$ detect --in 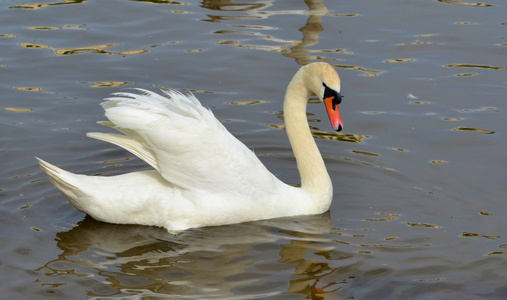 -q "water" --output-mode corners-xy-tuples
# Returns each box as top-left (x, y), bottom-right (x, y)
(1, 0), (506, 298)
